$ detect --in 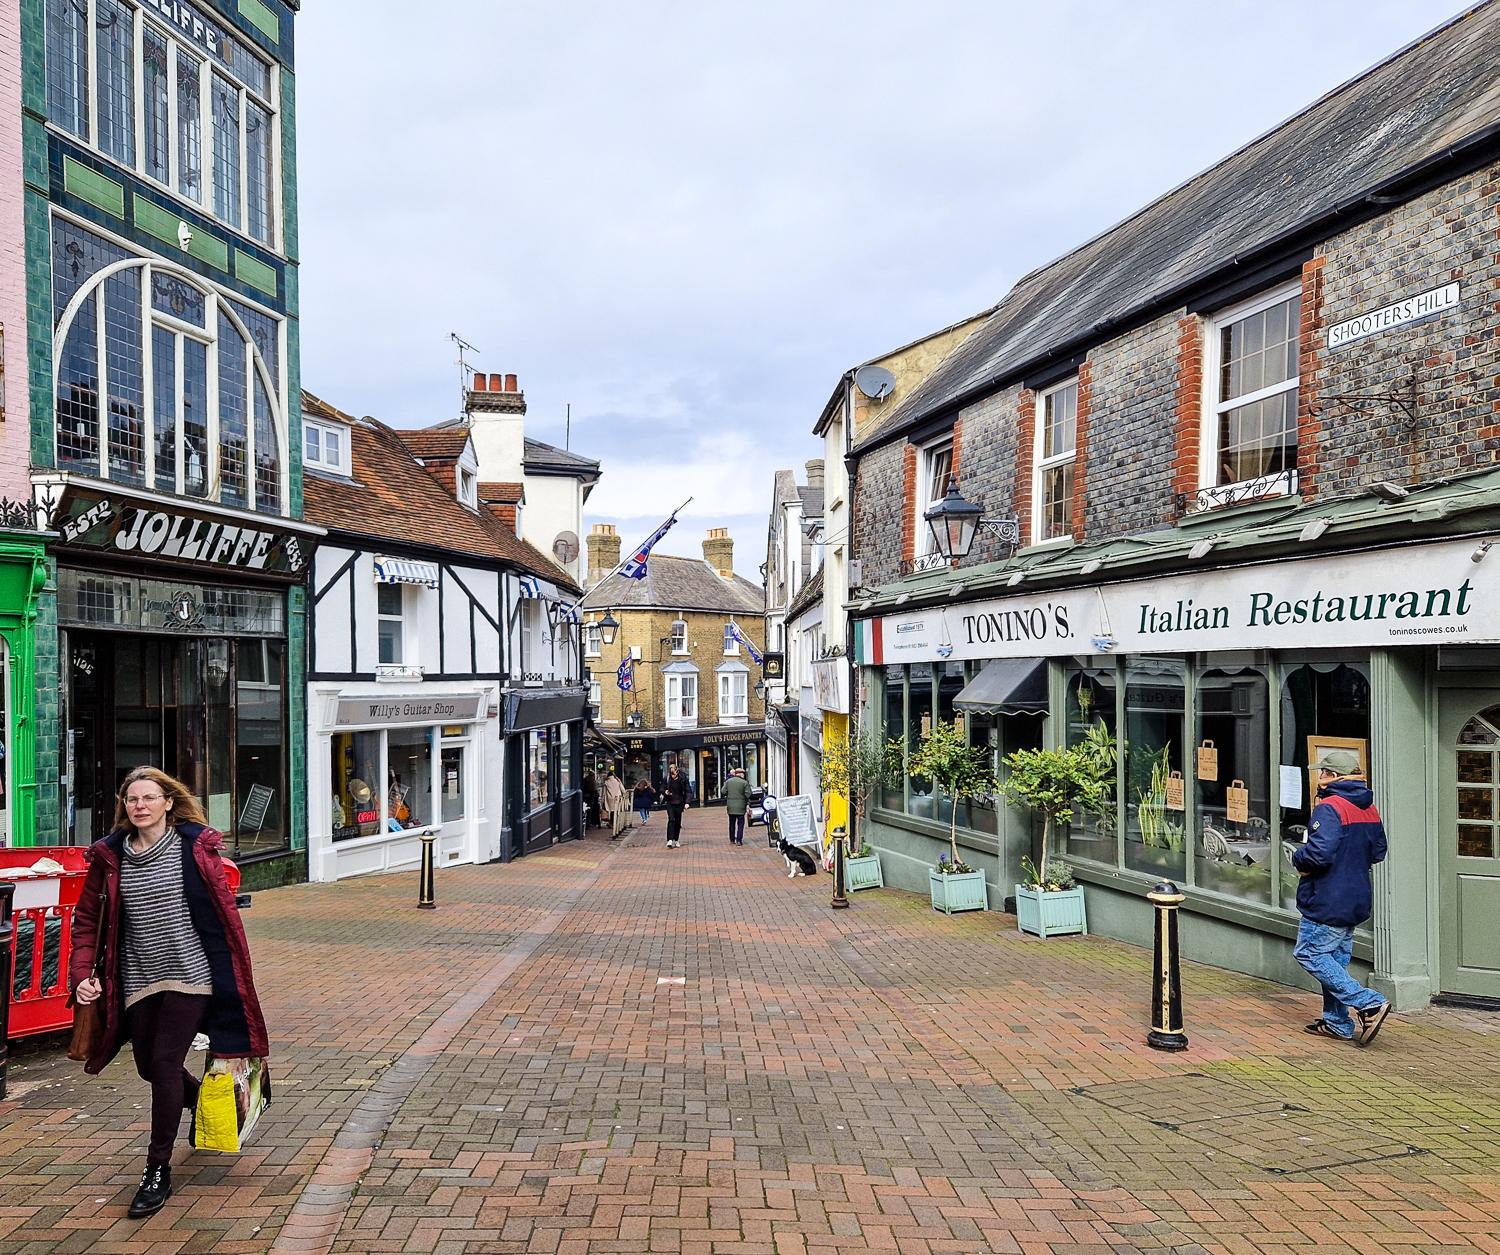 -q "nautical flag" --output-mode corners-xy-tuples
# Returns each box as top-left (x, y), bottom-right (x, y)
(620, 513), (678, 580)
(616, 657), (634, 691)
(727, 621), (764, 666)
